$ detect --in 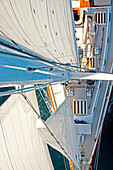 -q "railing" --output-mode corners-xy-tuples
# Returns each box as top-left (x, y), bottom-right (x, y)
(90, 6), (111, 116)
(95, 65), (113, 140)
(99, 6), (111, 71)
(88, 65), (113, 164)
(86, 6), (112, 164)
